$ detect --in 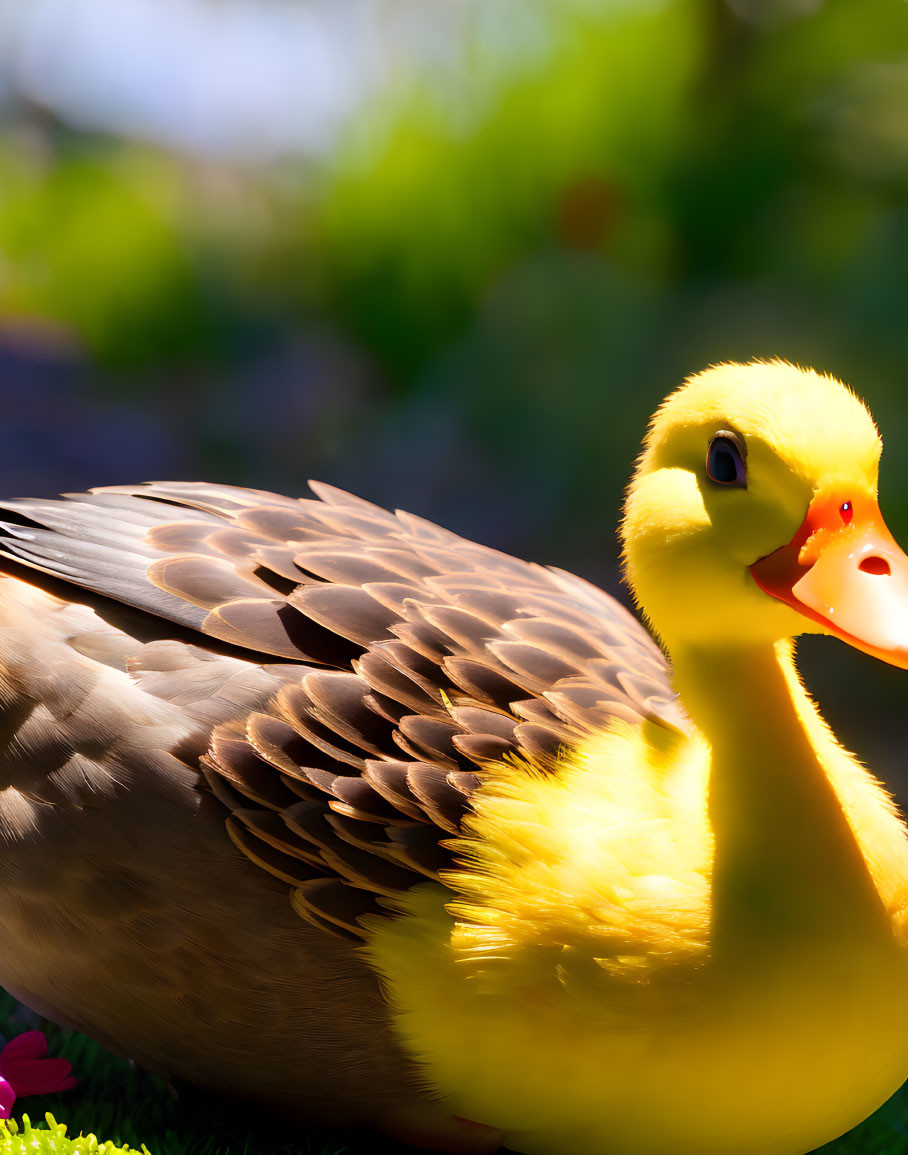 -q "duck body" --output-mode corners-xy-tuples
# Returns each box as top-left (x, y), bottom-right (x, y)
(1, 361), (908, 1153)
